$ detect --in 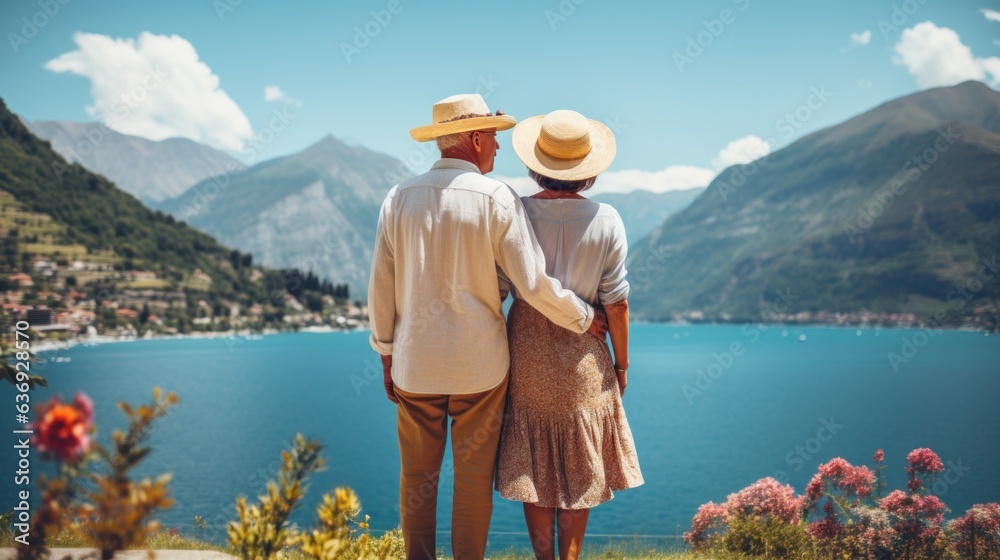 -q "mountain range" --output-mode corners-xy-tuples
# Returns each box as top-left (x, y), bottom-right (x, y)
(24, 120), (243, 204)
(627, 80), (1000, 324)
(13, 80), (999, 326)
(0, 98), (259, 301)
(153, 135), (413, 295)
(592, 188), (705, 243)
